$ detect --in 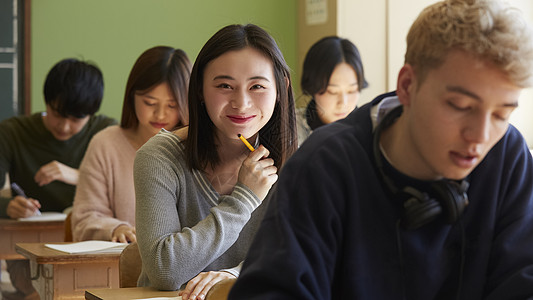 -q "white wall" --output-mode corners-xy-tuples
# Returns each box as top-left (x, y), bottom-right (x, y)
(337, 0), (533, 147)
(337, 0), (387, 106)
(508, 0), (533, 147)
